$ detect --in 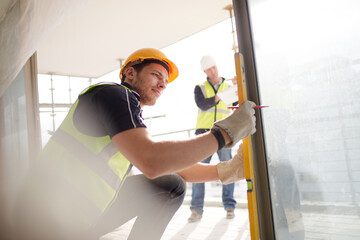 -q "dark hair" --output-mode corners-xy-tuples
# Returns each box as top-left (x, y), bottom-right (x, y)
(121, 59), (169, 82)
